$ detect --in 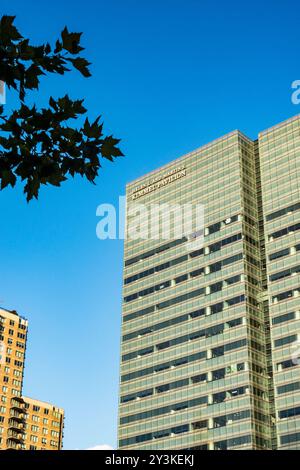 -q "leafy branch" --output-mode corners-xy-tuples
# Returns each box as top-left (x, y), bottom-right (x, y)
(0, 15), (123, 201)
